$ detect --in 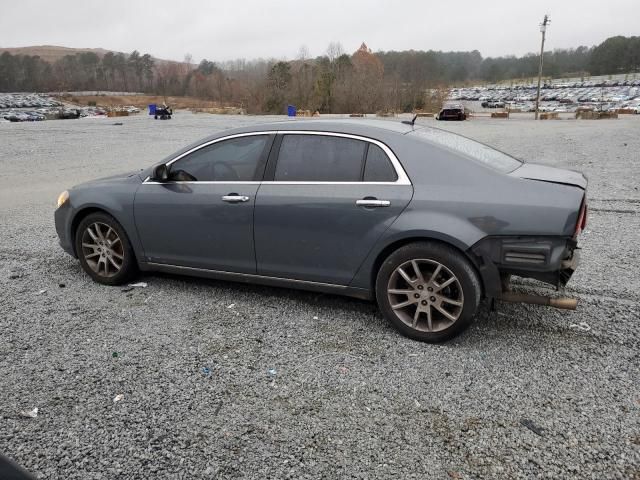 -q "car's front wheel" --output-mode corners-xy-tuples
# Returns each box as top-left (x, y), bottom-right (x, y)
(75, 212), (137, 285)
(376, 241), (481, 342)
